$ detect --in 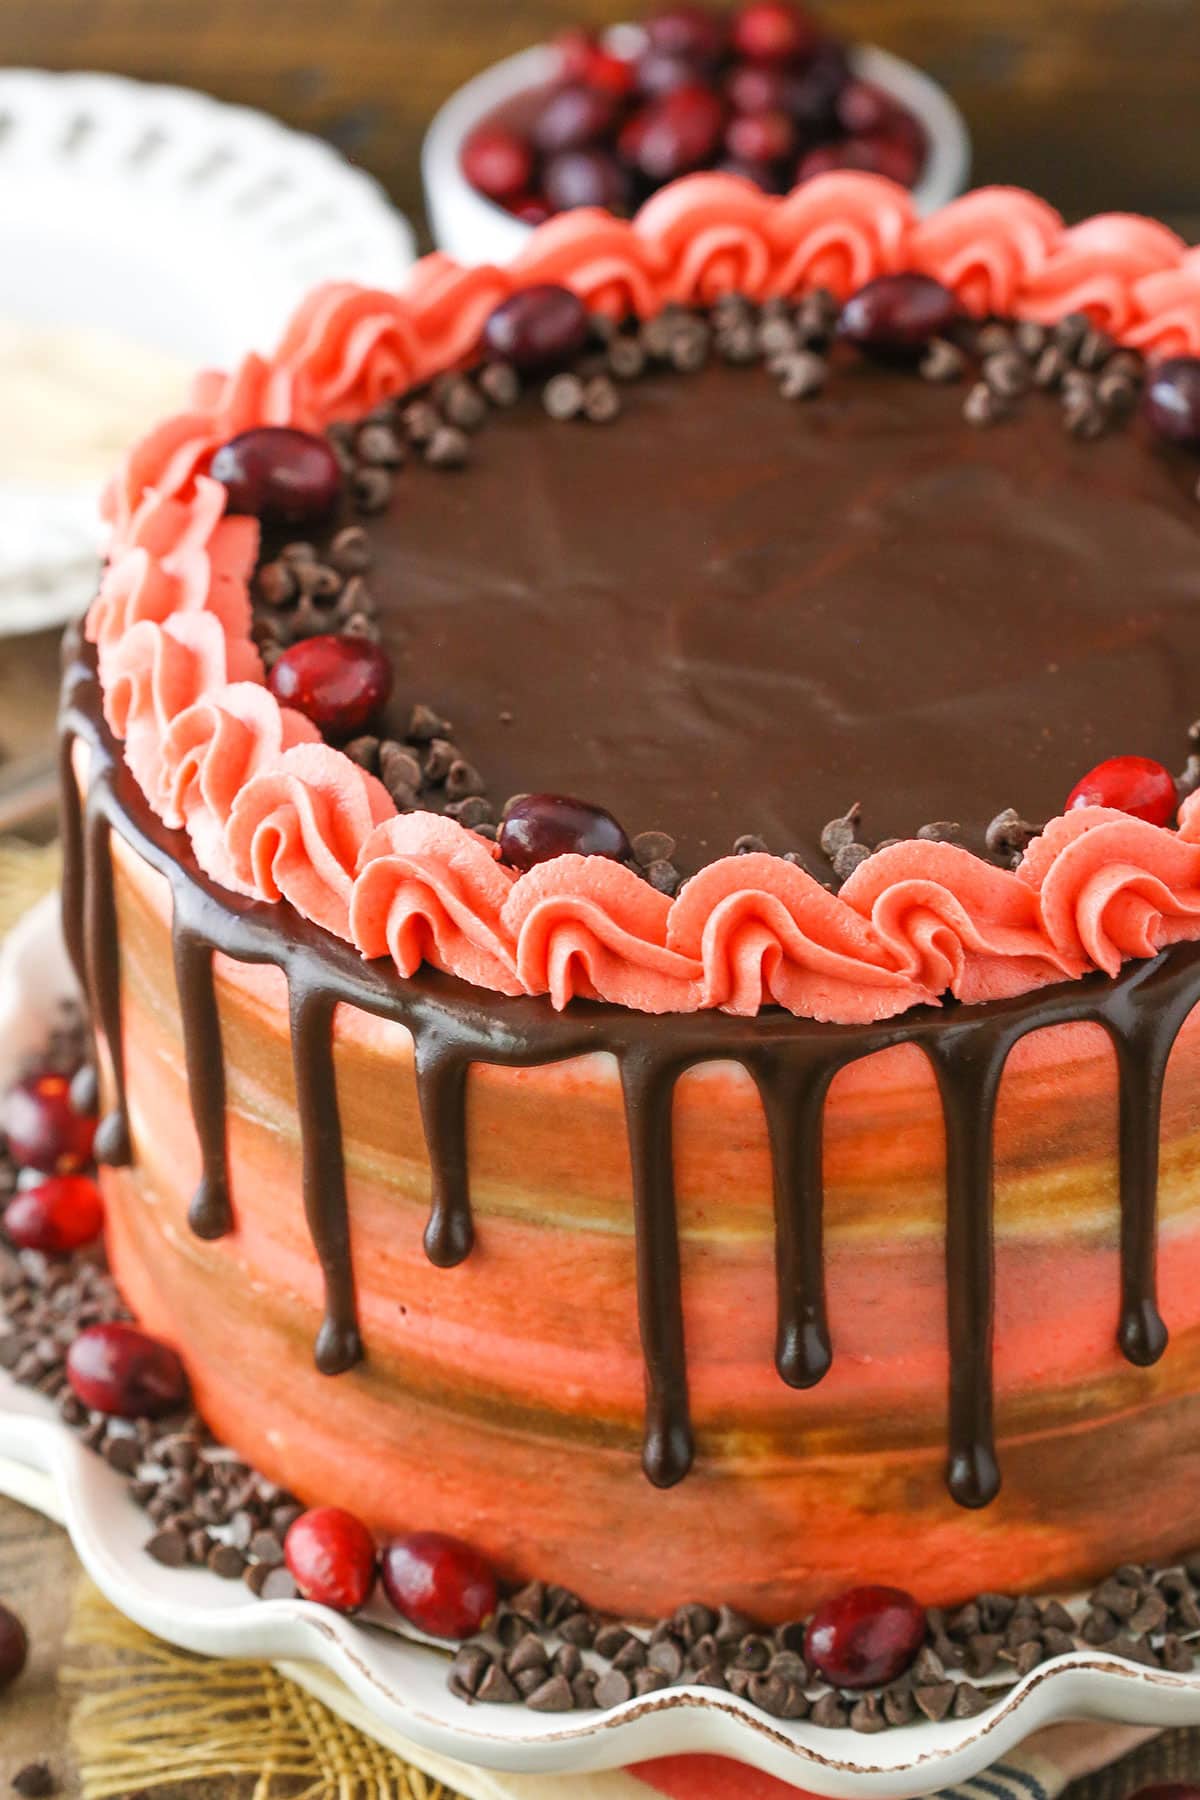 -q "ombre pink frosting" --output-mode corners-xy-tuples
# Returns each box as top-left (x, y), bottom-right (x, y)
(86, 174), (1200, 1023)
